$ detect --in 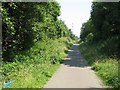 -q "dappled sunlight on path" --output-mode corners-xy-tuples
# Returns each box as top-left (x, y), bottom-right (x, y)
(44, 44), (105, 88)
